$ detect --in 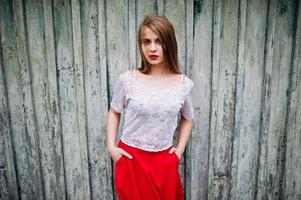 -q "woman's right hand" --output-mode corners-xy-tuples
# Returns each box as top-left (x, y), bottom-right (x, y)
(107, 146), (133, 163)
